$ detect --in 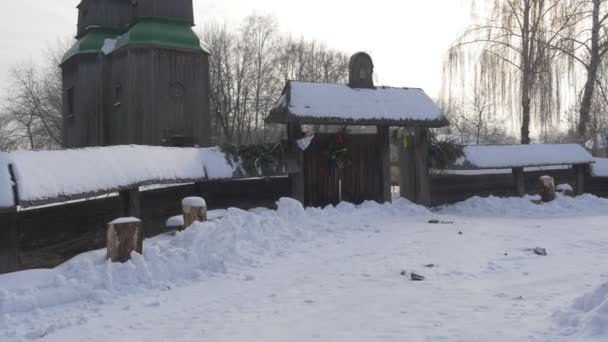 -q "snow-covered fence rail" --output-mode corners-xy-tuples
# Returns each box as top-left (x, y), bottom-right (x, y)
(0, 145), (286, 209)
(430, 144), (604, 206)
